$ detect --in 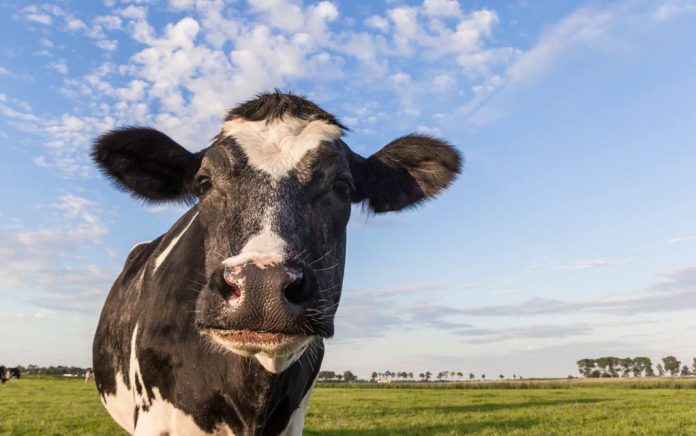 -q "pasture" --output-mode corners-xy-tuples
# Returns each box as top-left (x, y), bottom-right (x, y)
(1, 377), (696, 435)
